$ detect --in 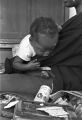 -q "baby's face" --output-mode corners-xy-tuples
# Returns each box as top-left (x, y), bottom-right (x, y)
(34, 43), (50, 56)
(33, 33), (58, 56)
(37, 33), (58, 49)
